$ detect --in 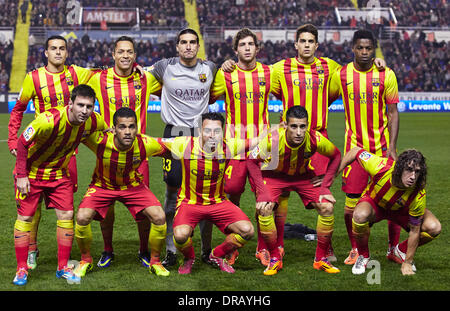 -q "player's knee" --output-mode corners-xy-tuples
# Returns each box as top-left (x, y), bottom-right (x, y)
(425, 218), (441, 237)
(316, 202), (334, 216)
(238, 222), (254, 240)
(17, 214), (33, 223)
(56, 209), (73, 221)
(76, 208), (93, 226)
(149, 207), (166, 226)
(173, 226), (191, 244)
(353, 207), (370, 224)
(312, 201), (333, 216)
